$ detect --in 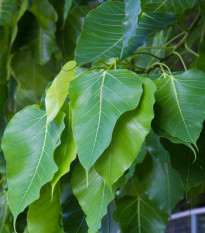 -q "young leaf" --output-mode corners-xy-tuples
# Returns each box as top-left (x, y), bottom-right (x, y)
(154, 70), (205, 147)
(95, 78), (156, 188)
(45, 60), (77, 123)
(0, 0), (15, 25)
(51, 103), (77, 190)
(72, 164), (116, 233)
(75, 1), (125, 65)
(115, 196), (168, 233)
(69, 69), (143, 173)
(27, 184), (63, 233)
(136, 154), (184, 214)
(141, 0), (195, 14)
(2, 105), (65, 224)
